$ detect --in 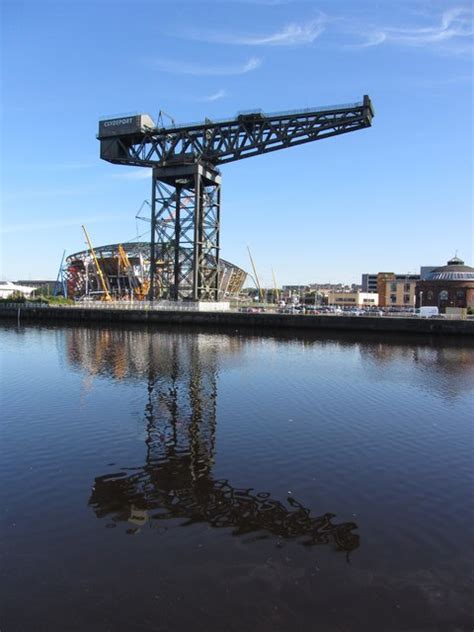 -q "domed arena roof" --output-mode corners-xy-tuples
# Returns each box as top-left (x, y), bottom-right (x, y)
(426, 256), (474, 281)
(65, 241), (247, 300)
